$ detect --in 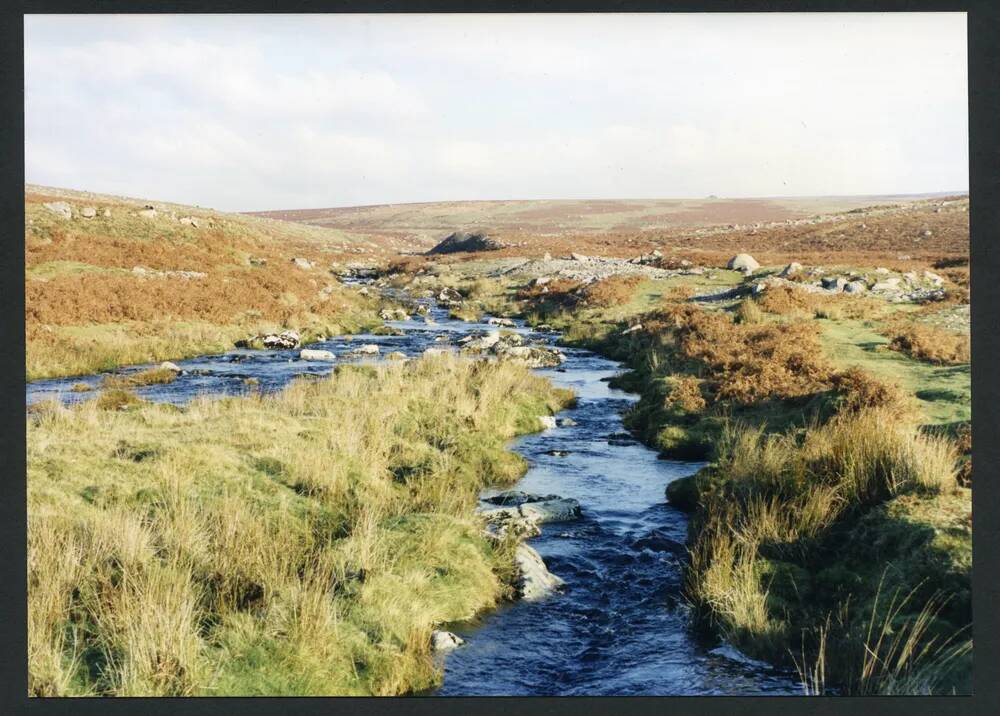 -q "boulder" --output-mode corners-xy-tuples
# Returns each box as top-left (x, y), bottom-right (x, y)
(515, 543), (564, 601)
(159, 361), (182, 373)
(557, 417), (577, 427)
(102, 208), (112, 218)
(43, 201), (72, 219)
(437, 287), (463, 304)
(520, 498), (582, 524)
(291, 257), (315, 270)
(570, 252), (589, 262)
(779, 262), (803, 277)
(179, 216), (201, 228)
(727, 254), (760, 273)
(379, 308), (410, 321)
(495, 345), (565, 368)
(351, 344), (380, 355)
(821, 276), (847, 291)
(80, 206), (97, 219)
(538, 415), (557, 430)
(423, 347), (450, 357)
(844, 281), (867, 294)
(460, 331), (502, 352)
(137, 207), (158, 219)
(262, 330), (300, 350)
(430, 630), (465, 652)
(924, 271), (944, 287)
(299, 348), (336, 362)
(542, 252), (552, 262)
(486, 317), (516, 328)
(426, 232), (504, 255)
